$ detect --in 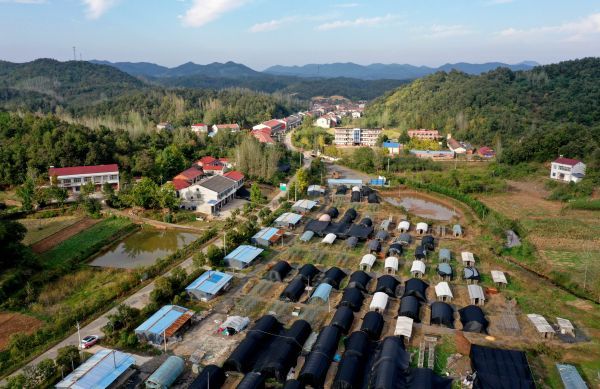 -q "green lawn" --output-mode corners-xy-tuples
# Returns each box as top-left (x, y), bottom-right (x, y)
(40, 217), (136, 269)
